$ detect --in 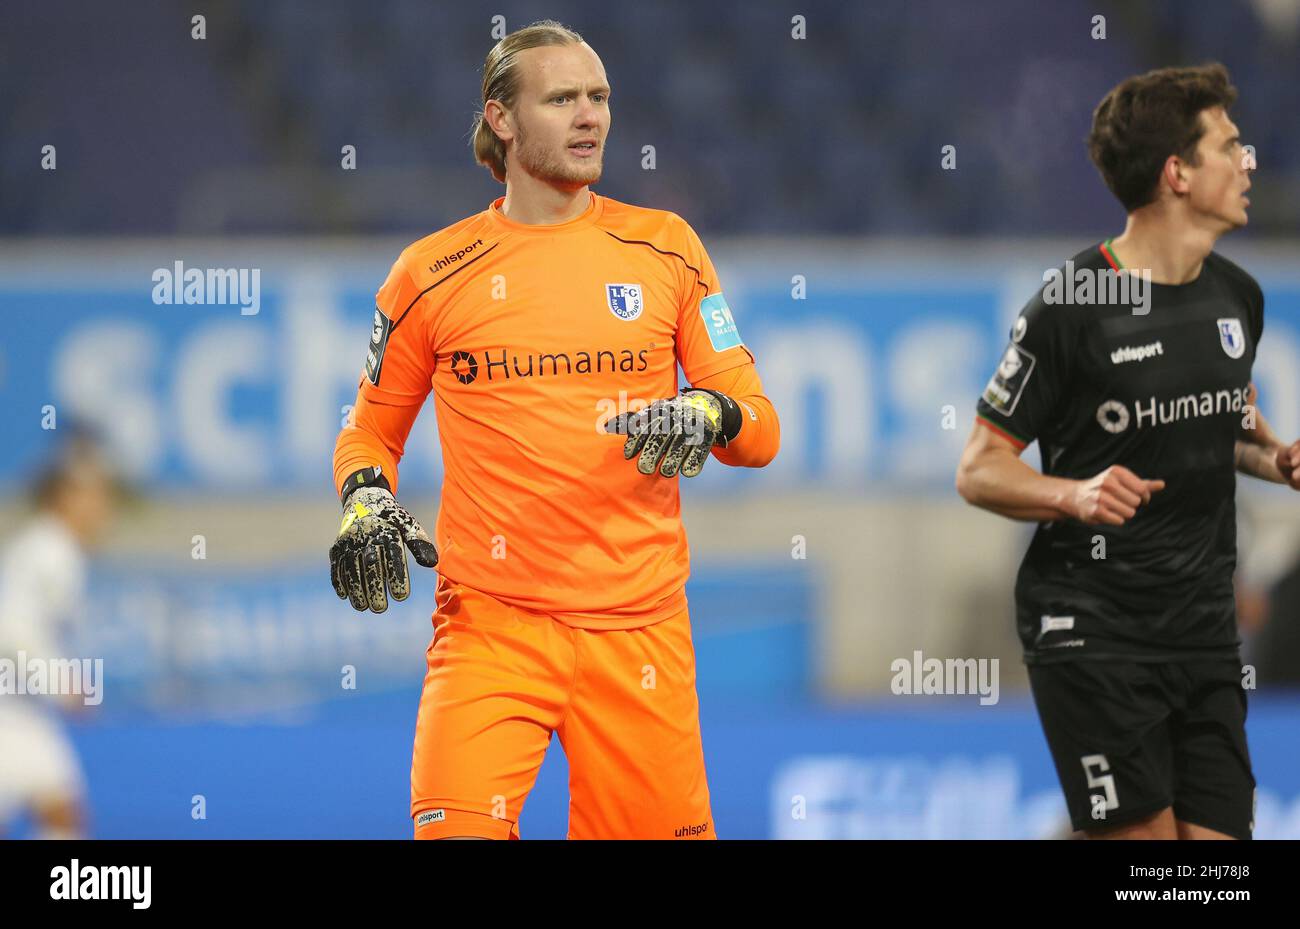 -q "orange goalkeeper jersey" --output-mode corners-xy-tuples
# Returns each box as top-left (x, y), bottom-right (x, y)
(334, 192), (779, 629)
